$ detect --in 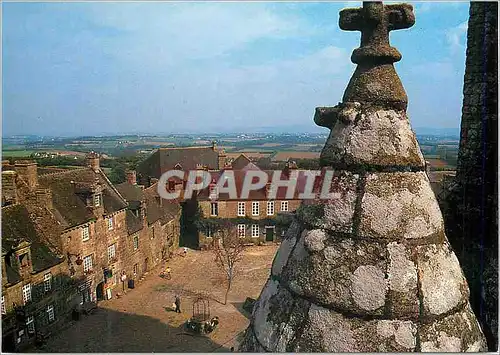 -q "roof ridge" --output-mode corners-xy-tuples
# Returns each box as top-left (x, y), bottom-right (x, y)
(159, 146), (215, 150)
(38, 166), (87, 178)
